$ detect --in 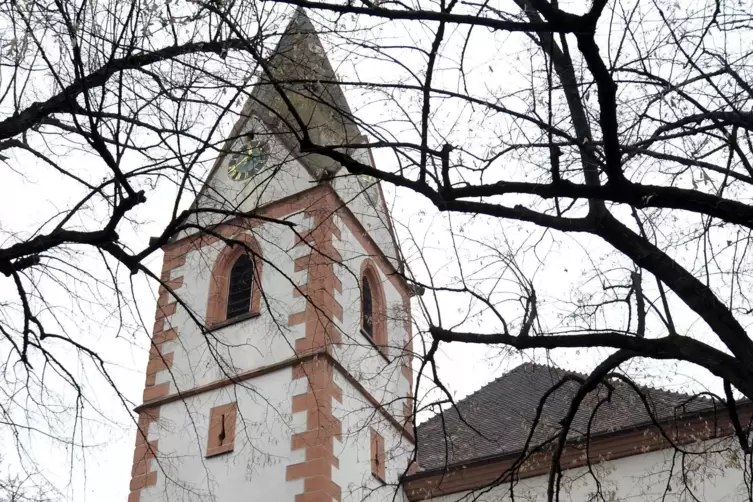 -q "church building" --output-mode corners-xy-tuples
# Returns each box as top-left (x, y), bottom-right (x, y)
(126, 10), (752, 502)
